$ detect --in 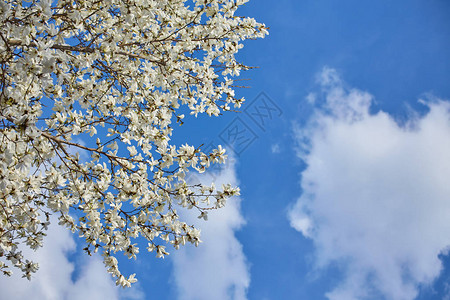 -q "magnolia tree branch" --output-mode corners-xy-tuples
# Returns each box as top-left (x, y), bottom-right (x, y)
(0, 0), (267, 286)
